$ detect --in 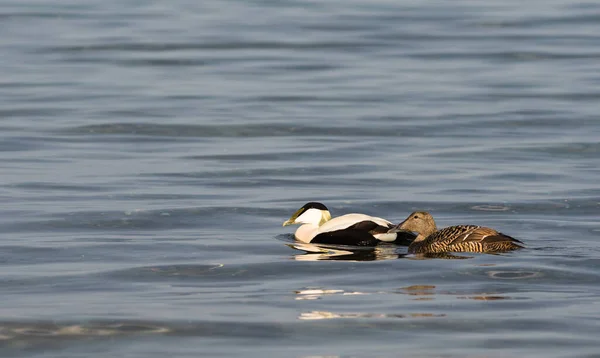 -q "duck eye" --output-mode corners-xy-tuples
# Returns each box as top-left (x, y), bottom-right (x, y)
(413, 215), (419, 219)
